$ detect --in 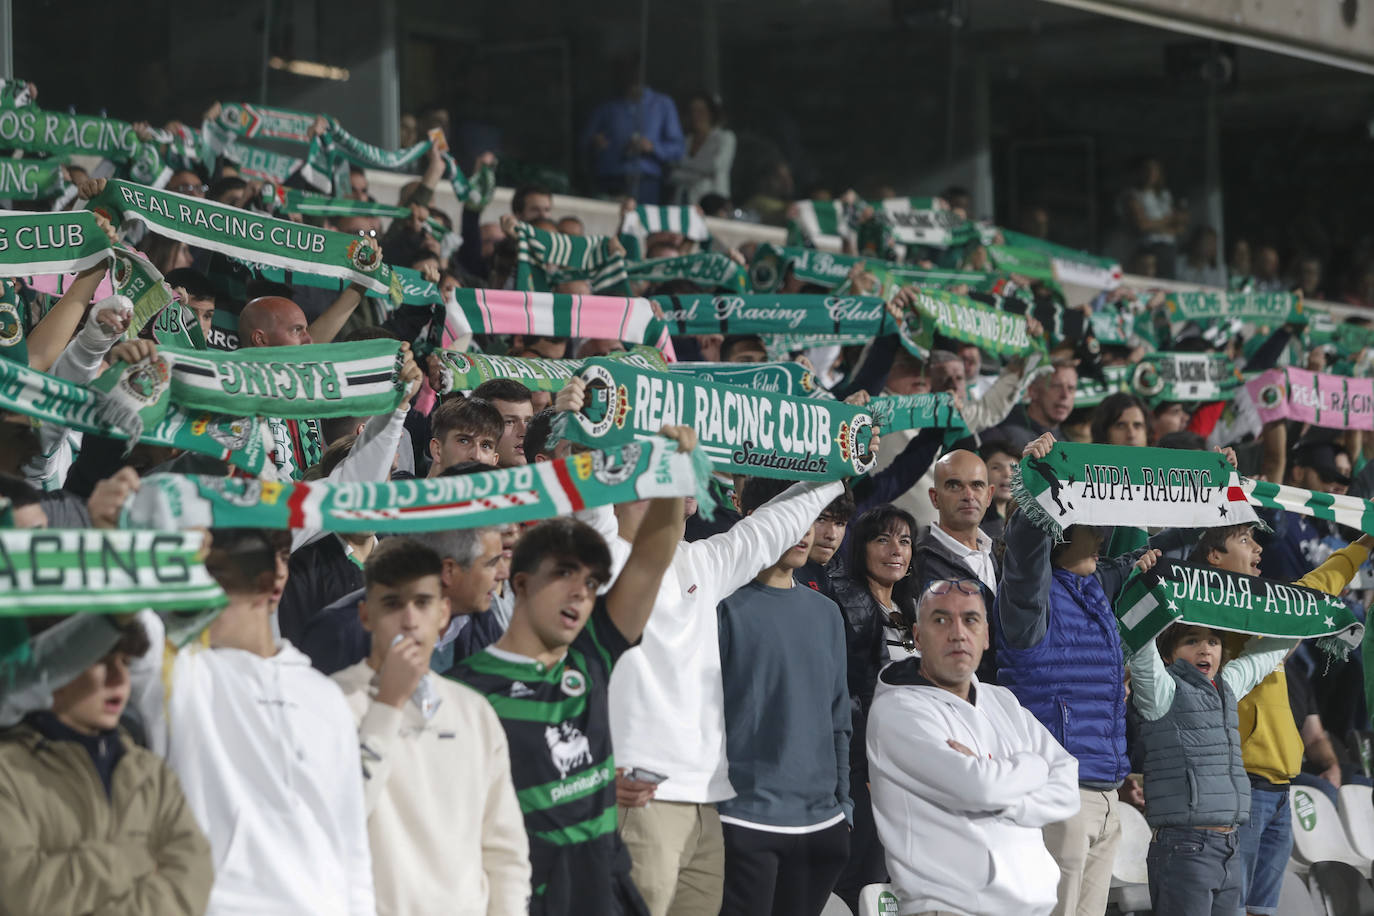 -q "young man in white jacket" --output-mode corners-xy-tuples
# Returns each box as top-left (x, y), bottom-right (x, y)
(867, 578), (1079, 916)
(166, 528), (376, 916)
(334, 536), (530, 916)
